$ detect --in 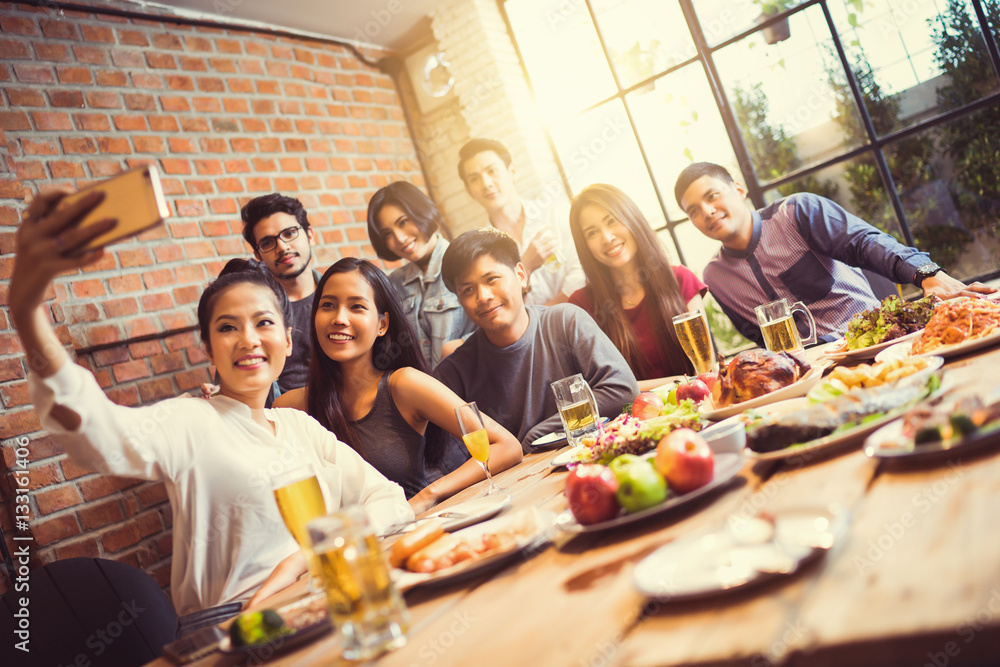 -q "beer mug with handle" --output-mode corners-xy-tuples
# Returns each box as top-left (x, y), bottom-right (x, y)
(754, 299), (817, 353)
